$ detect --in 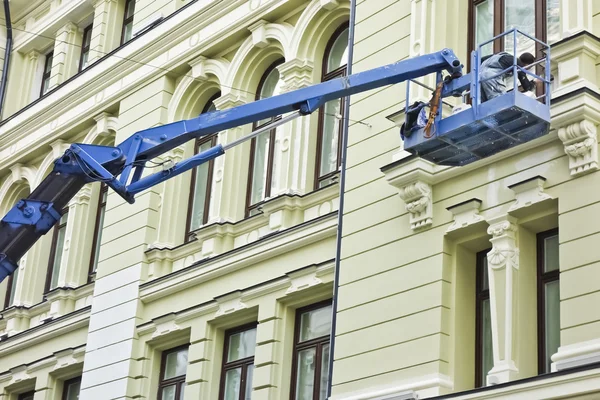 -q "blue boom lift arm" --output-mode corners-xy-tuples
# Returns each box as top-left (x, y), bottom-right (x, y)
(0, 49), (469, 284)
